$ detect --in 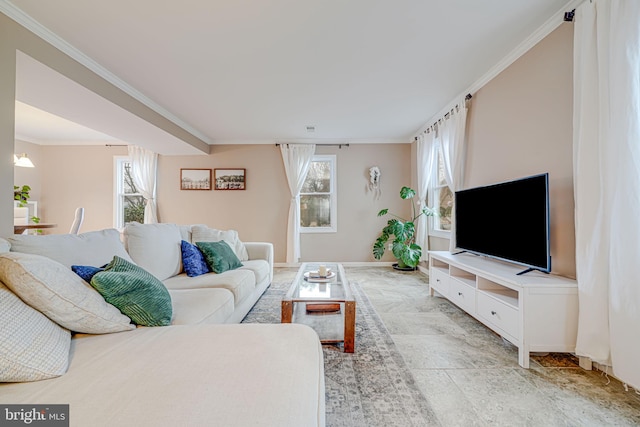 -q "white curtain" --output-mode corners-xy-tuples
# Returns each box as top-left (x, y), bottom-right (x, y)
(573, 0), (640, 389)
(439, 103), (468, 252)
(280, 143), (315, 263)
(415, 130), (437, 260)
(128, 145), (158, 224)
